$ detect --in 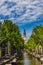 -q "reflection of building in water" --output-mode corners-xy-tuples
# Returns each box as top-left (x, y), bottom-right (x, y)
(23, 29), (26, 44)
